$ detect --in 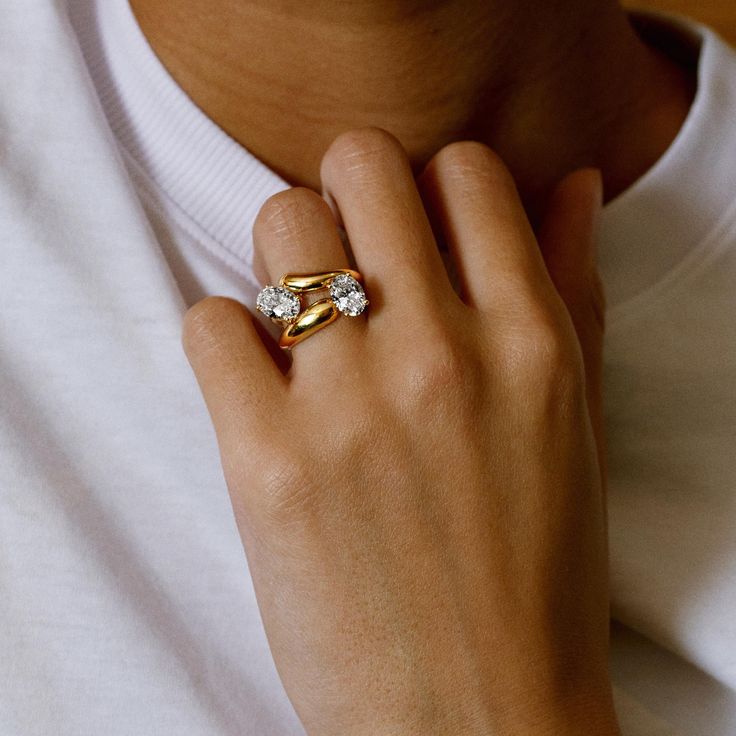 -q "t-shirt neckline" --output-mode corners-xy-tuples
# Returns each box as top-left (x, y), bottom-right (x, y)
(600, 11), (736, 309)
(70, 0), (291, 272)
